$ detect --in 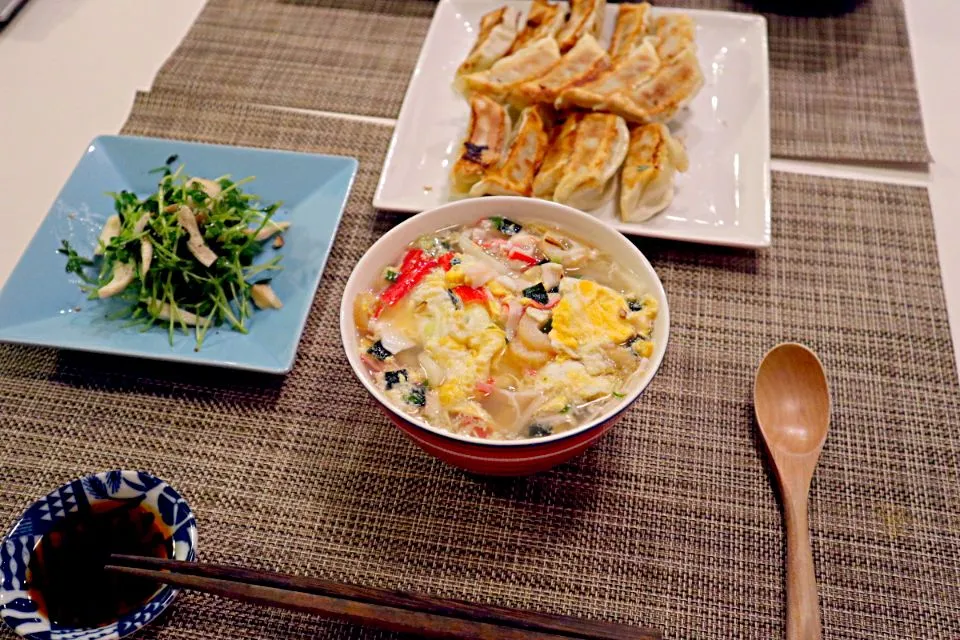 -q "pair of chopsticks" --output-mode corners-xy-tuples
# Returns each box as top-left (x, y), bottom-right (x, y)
(107, 555), (660, 640)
